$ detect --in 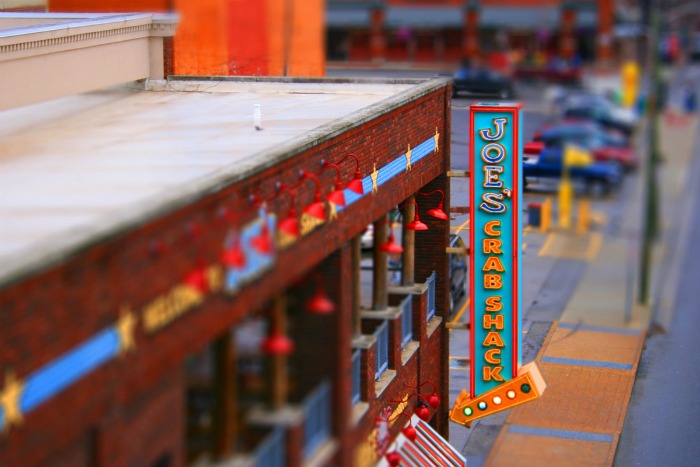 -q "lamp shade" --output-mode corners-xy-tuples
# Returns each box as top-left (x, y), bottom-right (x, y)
(306, 286), (335, 314)
(251, 222), (274, 255)
(304, 194), (326, 222)
(342, 153), (364, 195)
(428, 202), (449, 220)
(415, 404), (431, 421)
(279, 209), (300, 239)
(327, 181), (347, 208)
(402, 424), (417, 441)
(221, 243), (246, 269)
(379, 230), (404, 255)
(183, 266), (209, 294)
(427, 392), (440, 409)
(346, 171), (364, 195)
(419, 189), (449, 220)
(323, 165), (347, 207)
(405, 212), (428, 231)
(261, 332), (294, 356)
